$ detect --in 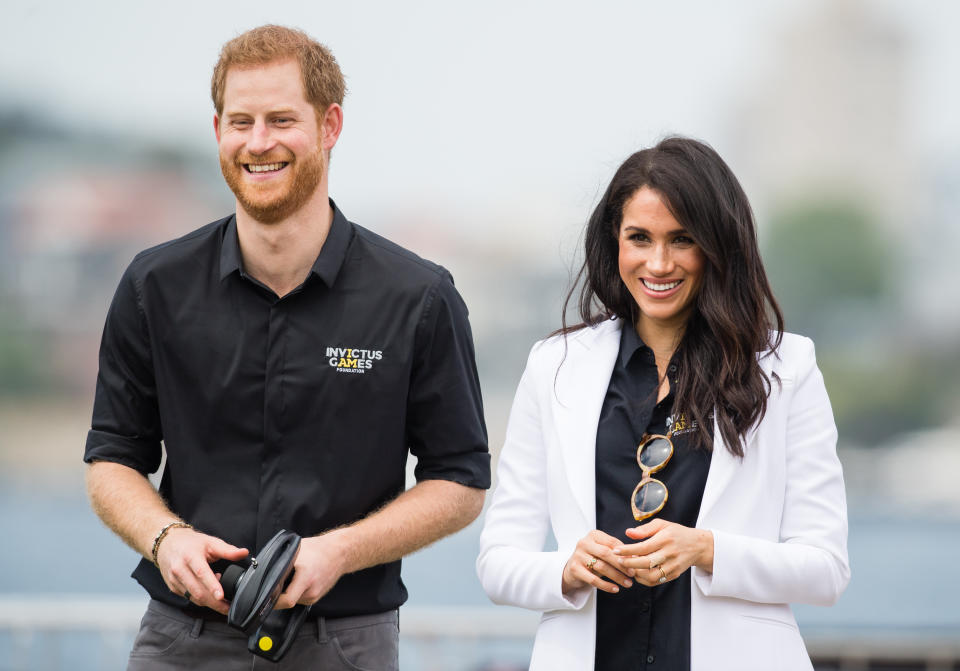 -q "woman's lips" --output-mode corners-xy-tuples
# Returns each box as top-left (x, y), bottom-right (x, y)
(640, 278), (683, 298)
